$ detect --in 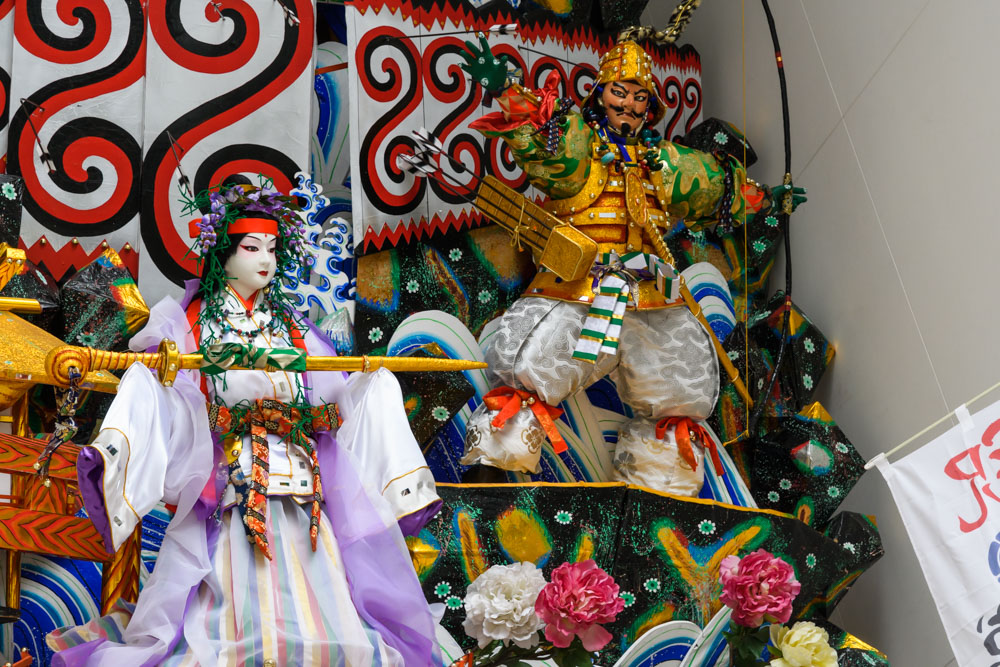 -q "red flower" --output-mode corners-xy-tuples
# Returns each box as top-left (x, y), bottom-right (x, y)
(534, 560), (624, 652)
(718, 549), (800, 627)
